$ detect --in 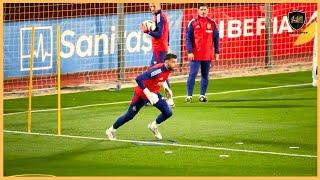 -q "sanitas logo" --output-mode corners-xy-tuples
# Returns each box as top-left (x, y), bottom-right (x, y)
(60, 25), (152, 59)
(20, 26), (53, 71)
